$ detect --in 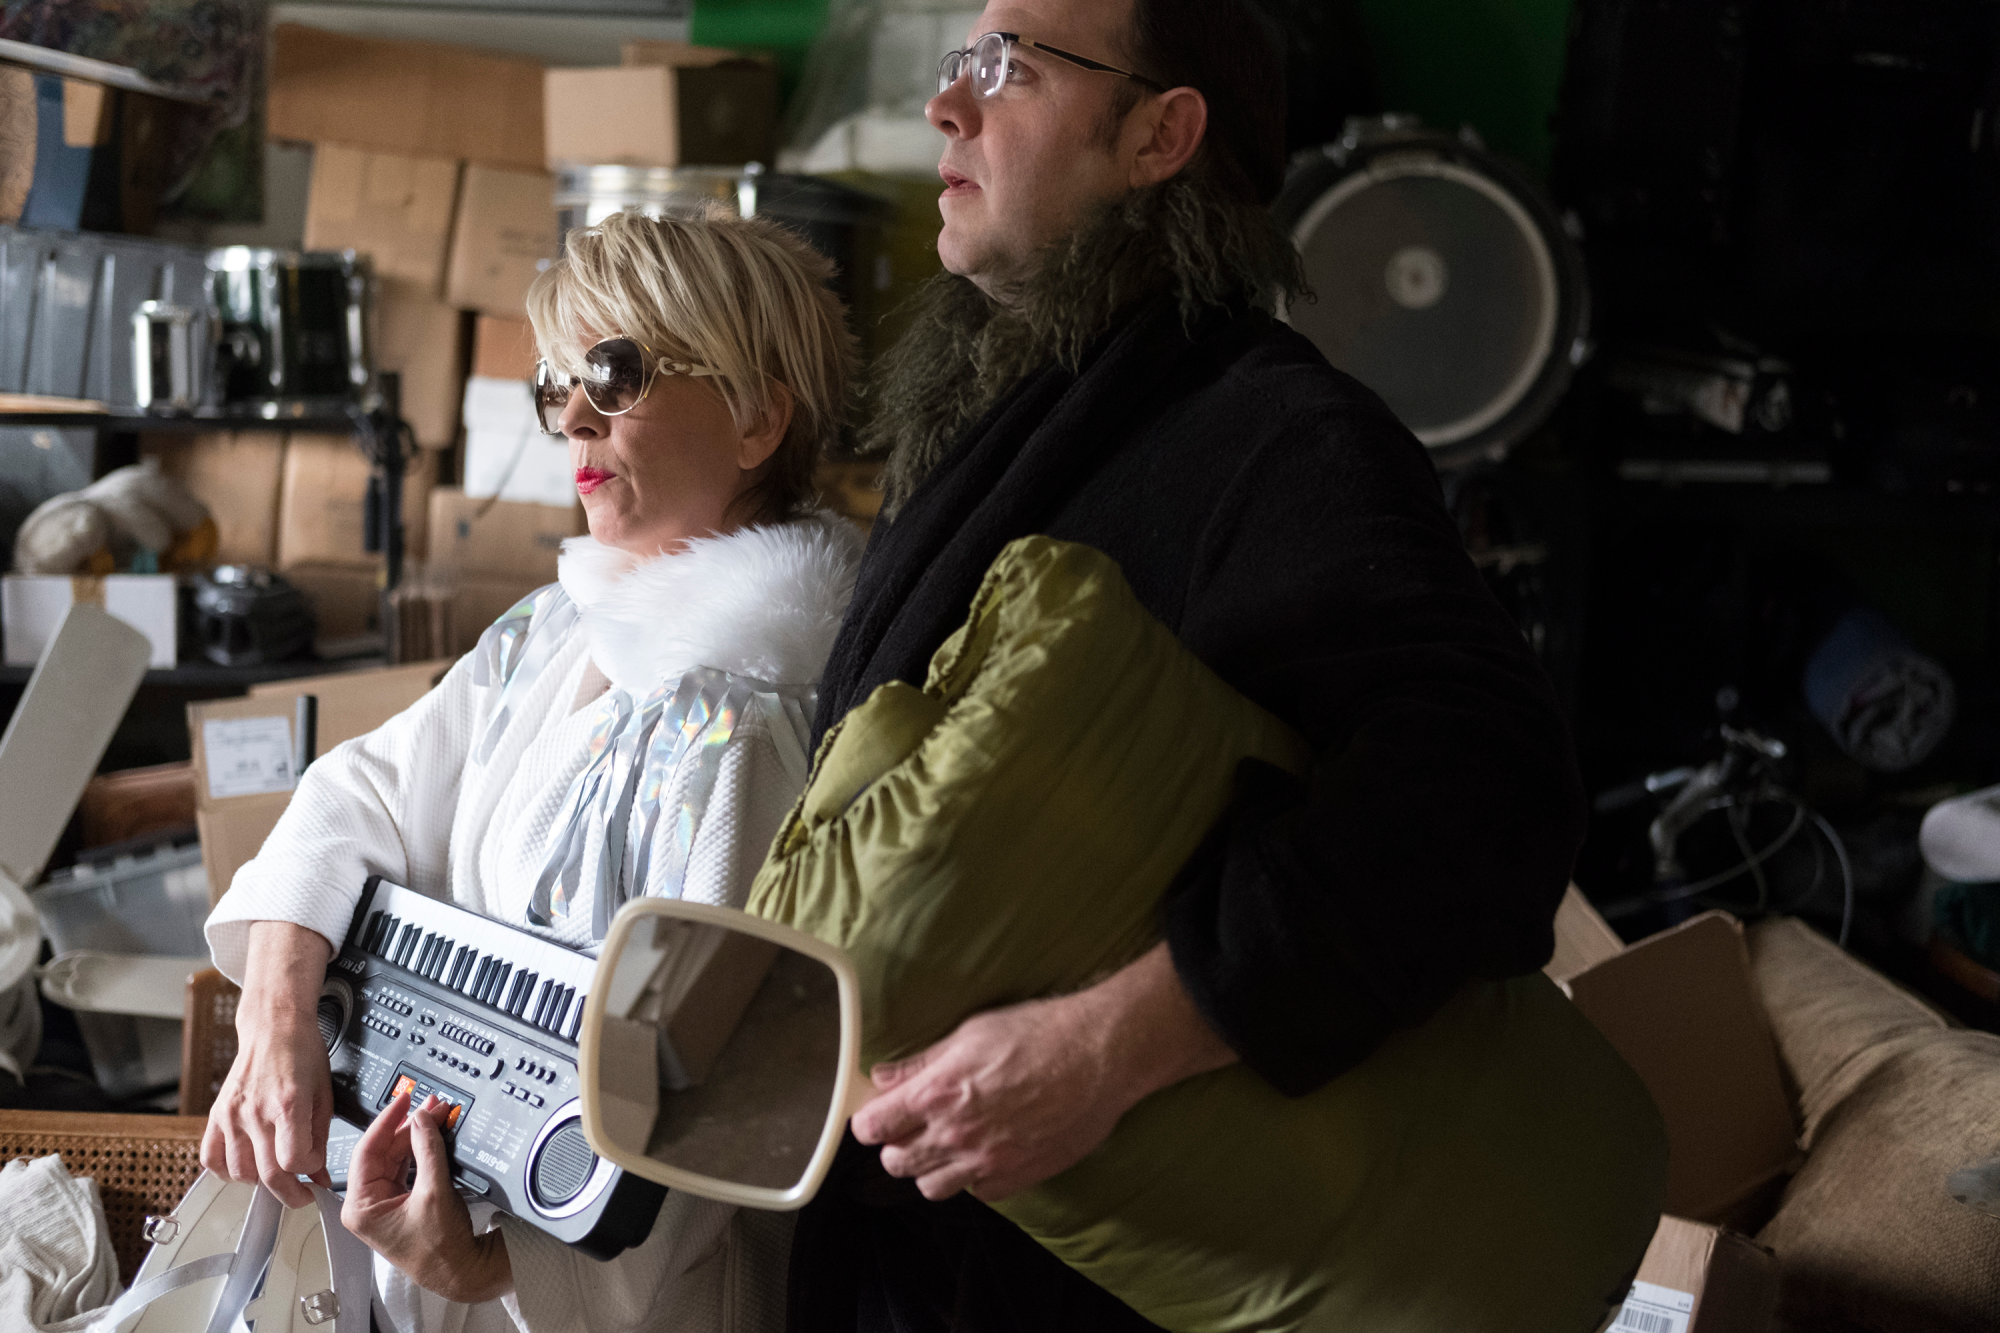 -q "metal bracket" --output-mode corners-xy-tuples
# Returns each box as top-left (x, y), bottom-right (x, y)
(301, 1290), (340, 1325)
(141, 1214), (179, 1245)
